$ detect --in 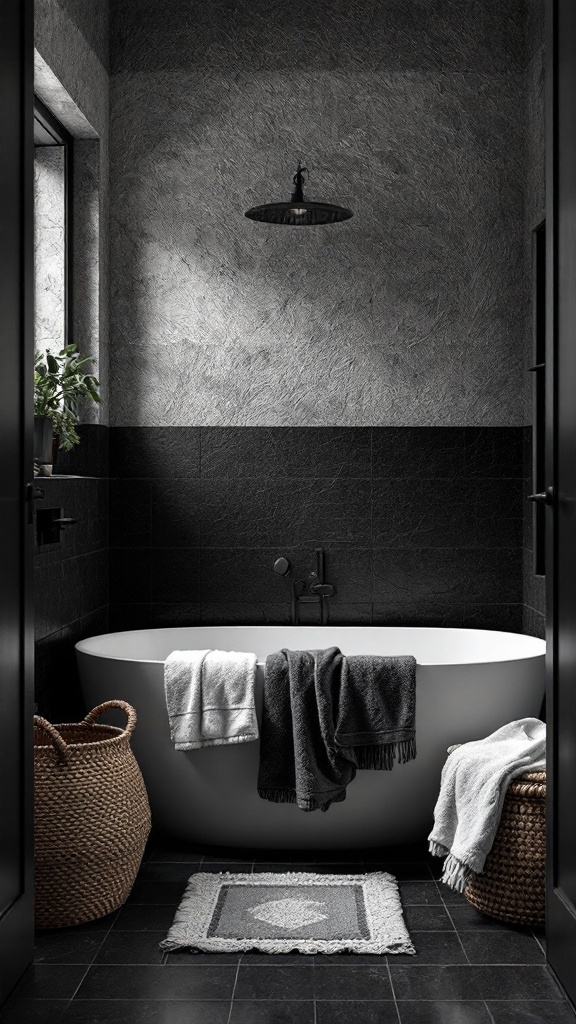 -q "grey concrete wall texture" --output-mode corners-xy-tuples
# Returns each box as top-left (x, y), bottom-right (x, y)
(109, 0), (528, 428)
